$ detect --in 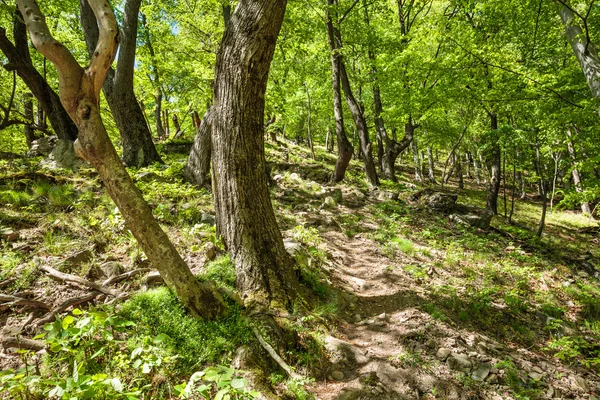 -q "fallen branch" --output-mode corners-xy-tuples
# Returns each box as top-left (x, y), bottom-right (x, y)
(1, 336), (45, 351)
(0, 278), (16, 289)
(40, 265), (121, 297)
(251, 326), (302, 380)
(33, 291), (101, 328)
(101, 268), (151, 286)
(0, 293), (51, 310)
